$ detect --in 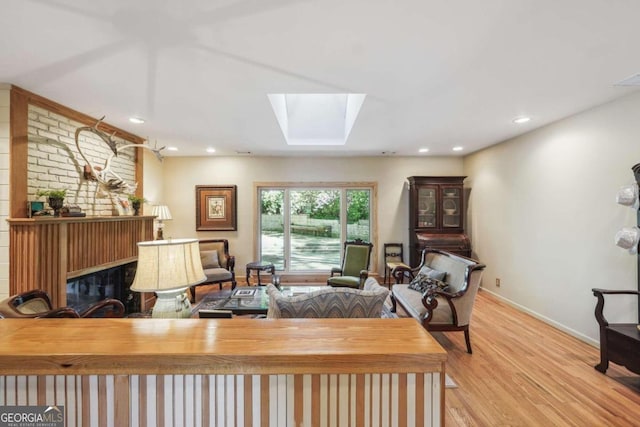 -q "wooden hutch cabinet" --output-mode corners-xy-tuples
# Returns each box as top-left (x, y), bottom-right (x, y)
(408, 176), (471, 265)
